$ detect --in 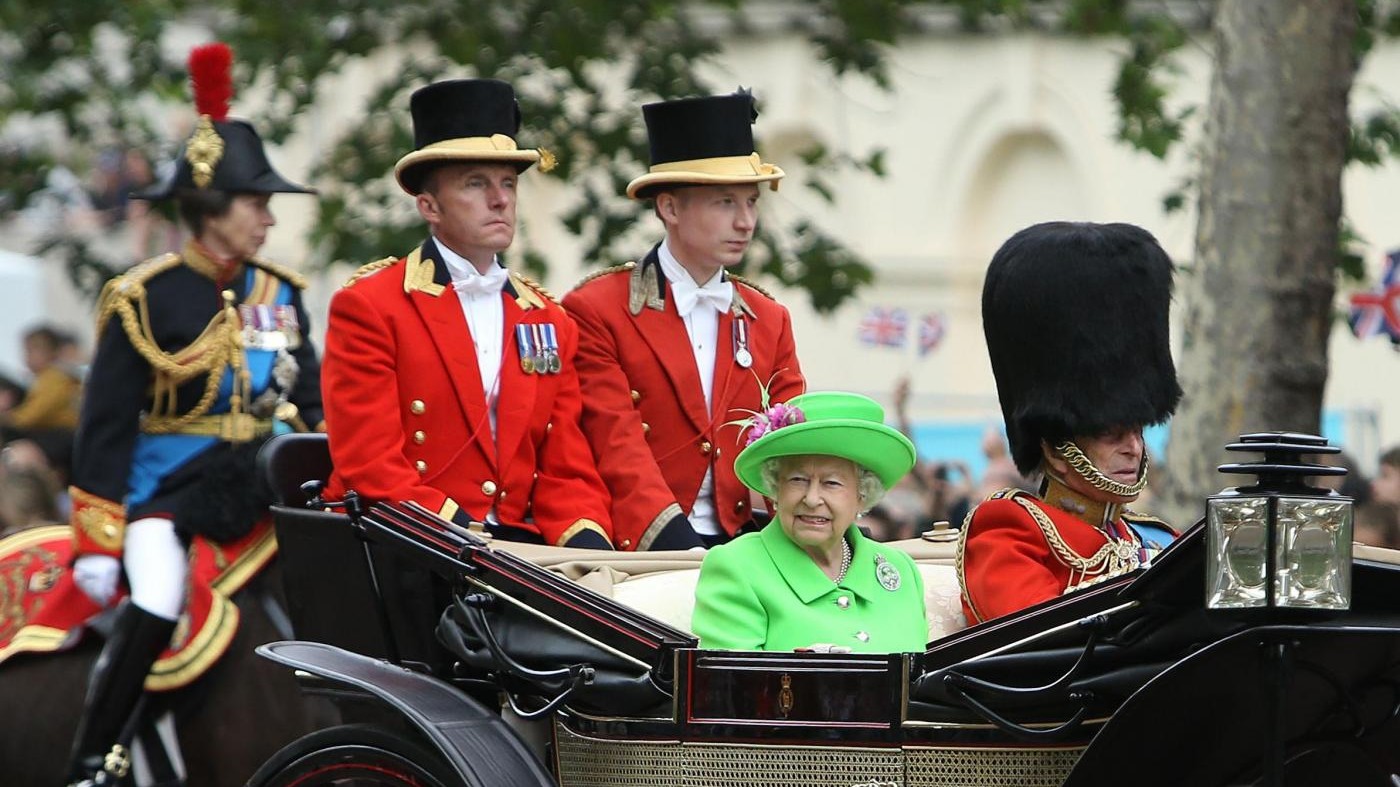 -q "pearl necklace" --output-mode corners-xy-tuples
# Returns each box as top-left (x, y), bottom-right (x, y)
(834, 539), (852, 584)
